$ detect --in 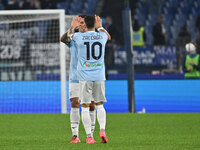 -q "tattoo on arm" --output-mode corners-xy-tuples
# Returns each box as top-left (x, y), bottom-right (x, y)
(60, 27), (75, 43)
